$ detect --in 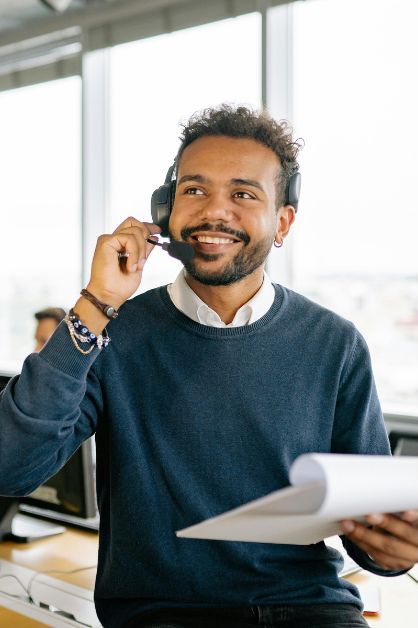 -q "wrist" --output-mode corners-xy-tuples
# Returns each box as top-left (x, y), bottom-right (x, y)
(73, 297), (109, 336)
(80, 288), (119, 320)
(85, 283), (125, 311)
